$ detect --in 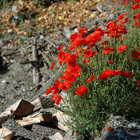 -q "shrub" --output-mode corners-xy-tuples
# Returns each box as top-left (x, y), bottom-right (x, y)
(45, 0), (140, 139)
